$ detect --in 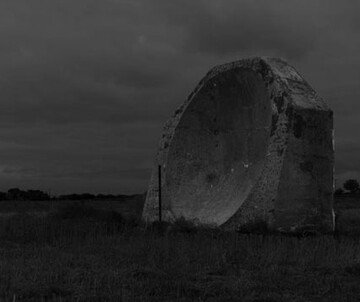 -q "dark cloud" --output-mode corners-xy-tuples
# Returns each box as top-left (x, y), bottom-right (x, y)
(162, 1), (315, 58)
(0, 0), (359, 193)
(152, 0), (360, 59)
